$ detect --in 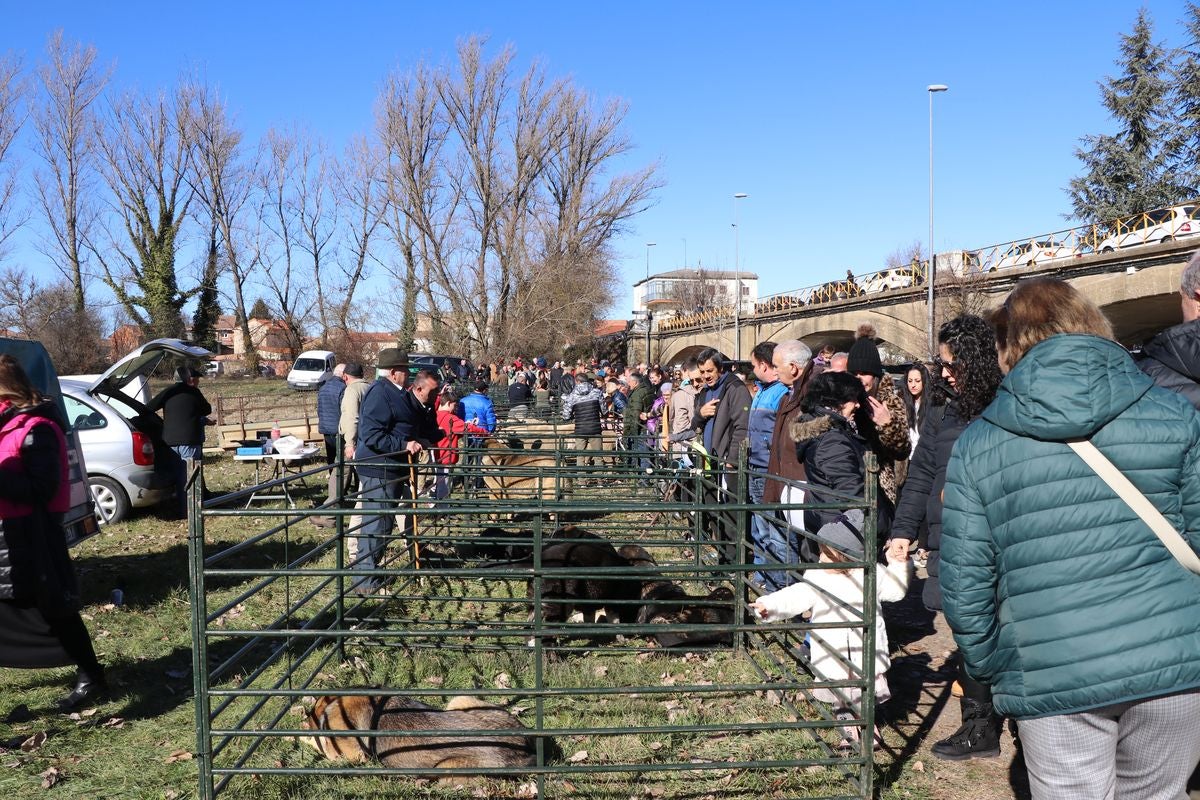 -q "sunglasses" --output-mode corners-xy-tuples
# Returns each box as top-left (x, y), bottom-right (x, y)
(932, 356), (958, 372)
